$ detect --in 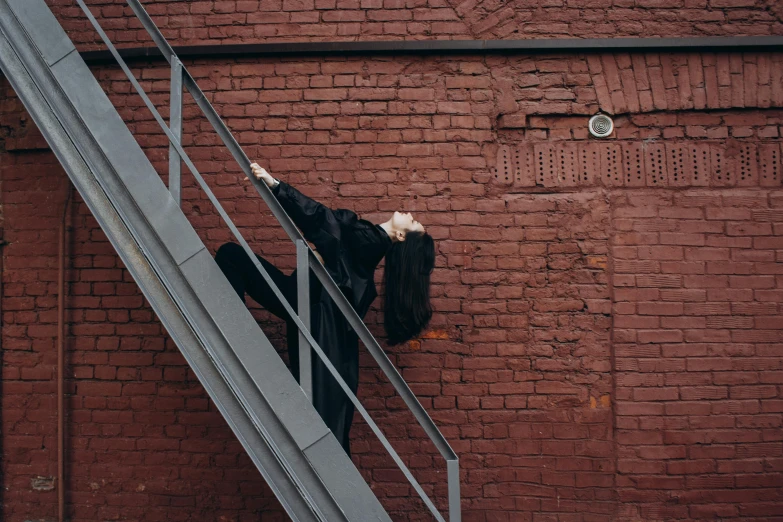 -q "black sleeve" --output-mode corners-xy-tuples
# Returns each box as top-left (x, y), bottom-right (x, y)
(273, 181), (357, 284)
(347, 222), (392, 273)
